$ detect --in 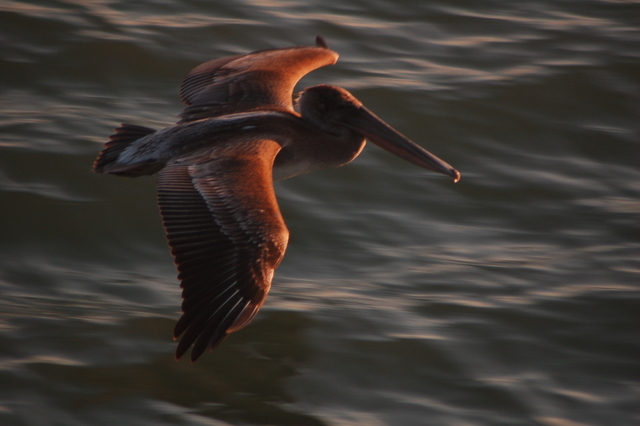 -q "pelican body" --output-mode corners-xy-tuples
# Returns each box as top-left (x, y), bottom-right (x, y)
(94, 37), (460, 362)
